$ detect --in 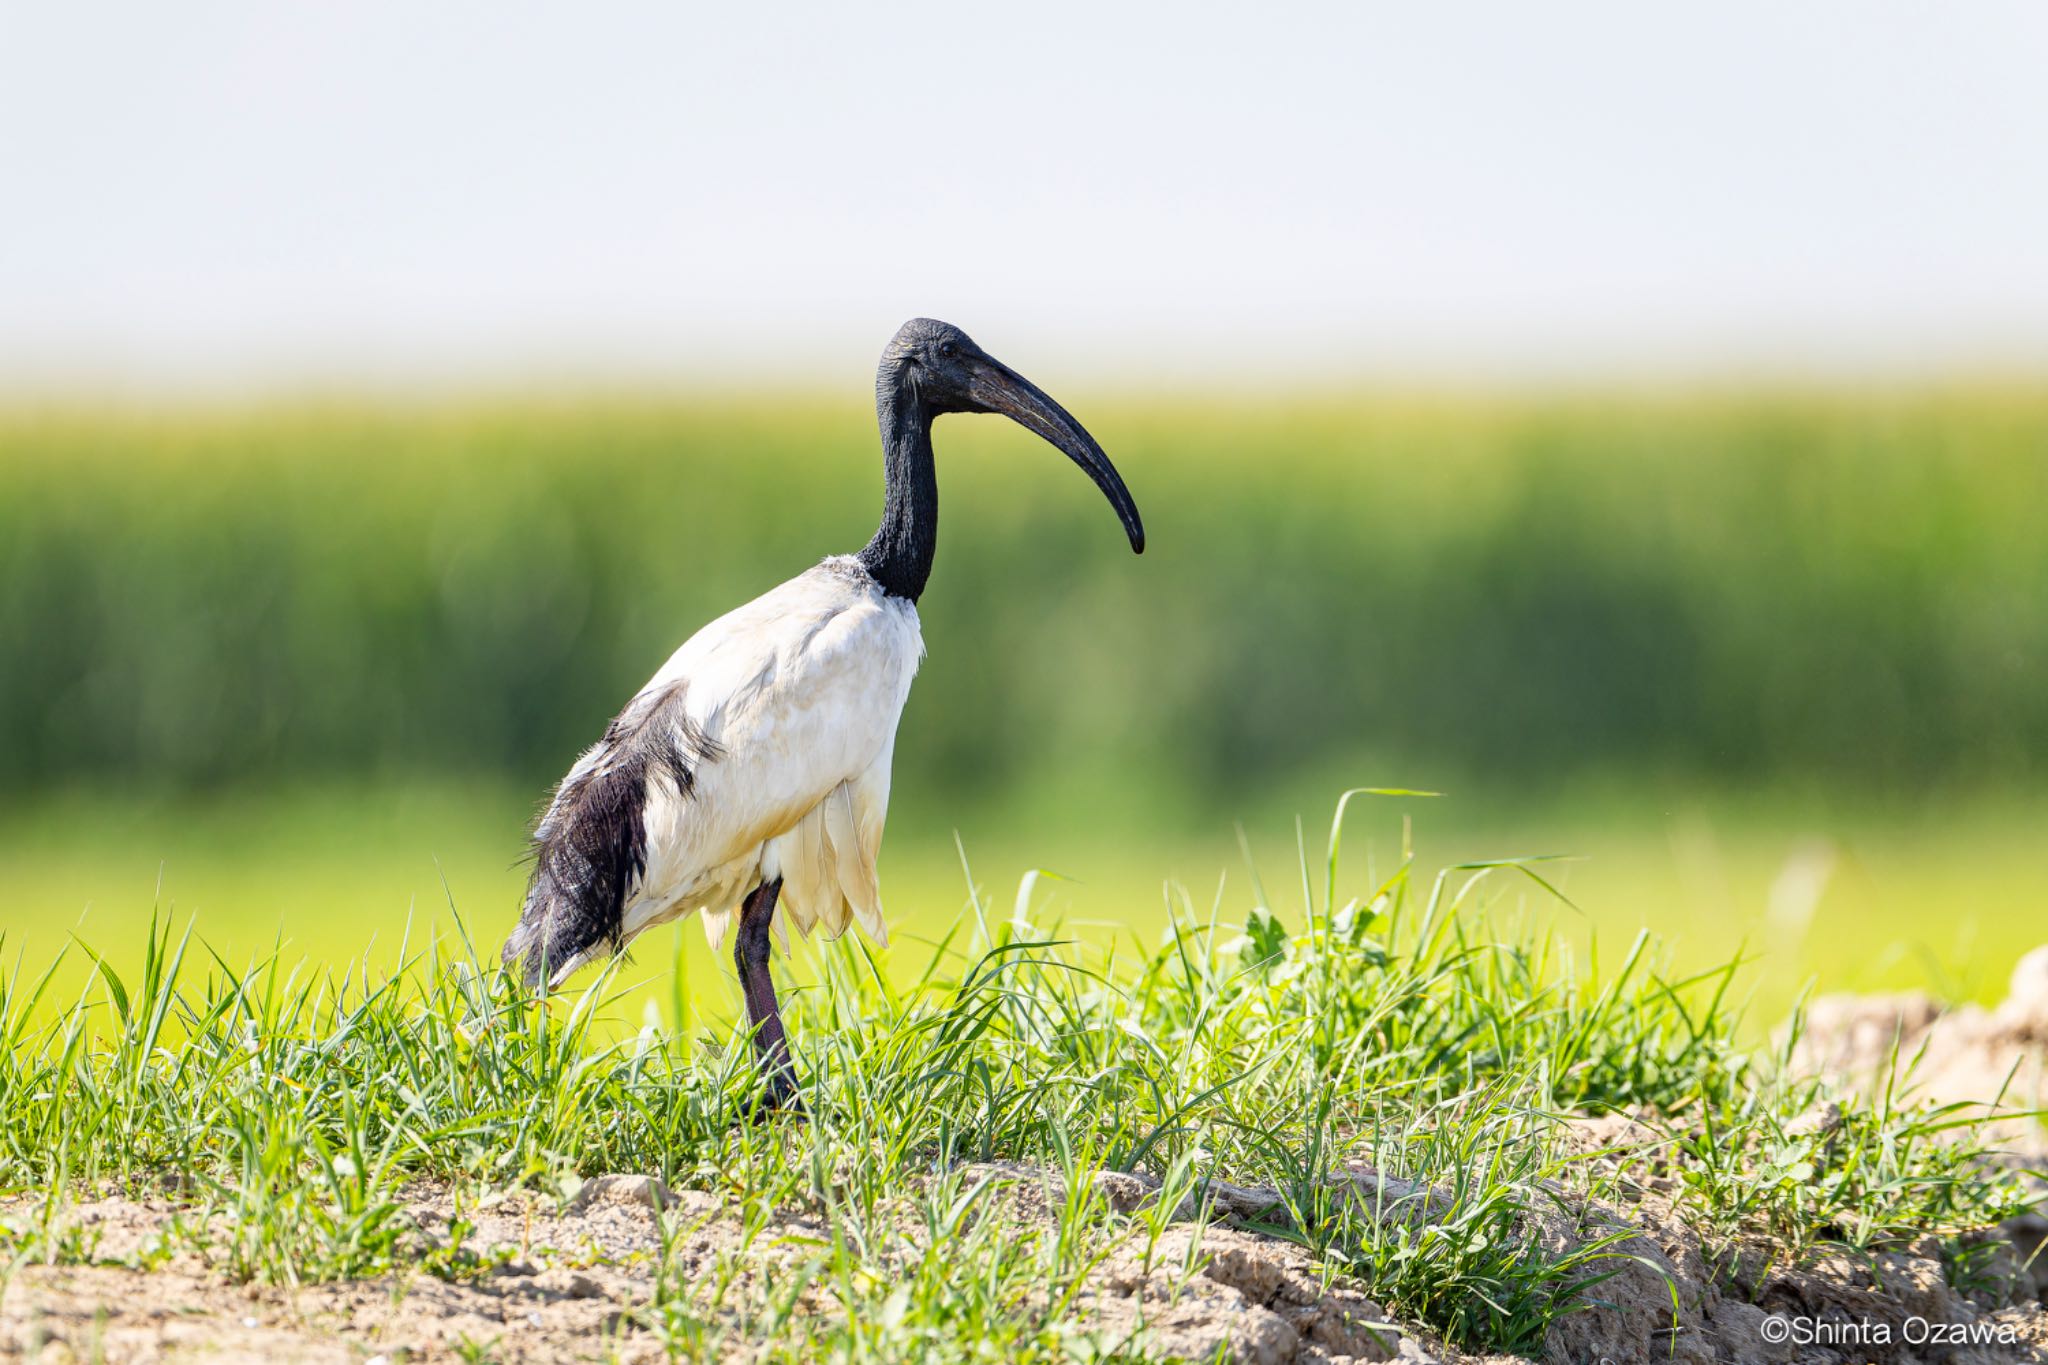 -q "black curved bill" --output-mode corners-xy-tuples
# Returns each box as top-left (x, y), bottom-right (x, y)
(967, 357), (1145, 554)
